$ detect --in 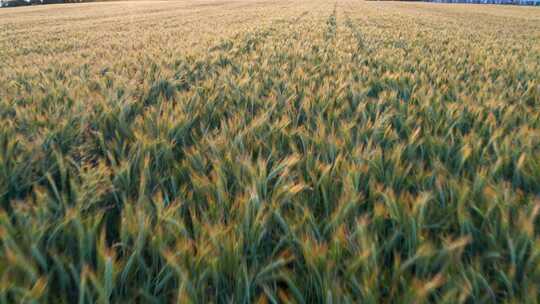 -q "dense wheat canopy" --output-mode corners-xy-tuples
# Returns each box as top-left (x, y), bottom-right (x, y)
(0, 0), (539, 302)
